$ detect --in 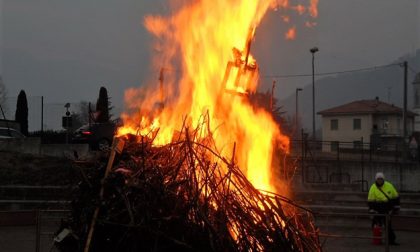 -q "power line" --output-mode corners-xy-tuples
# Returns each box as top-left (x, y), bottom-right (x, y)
(262, 63), (401, 79)
(408, 65), (418, 75)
